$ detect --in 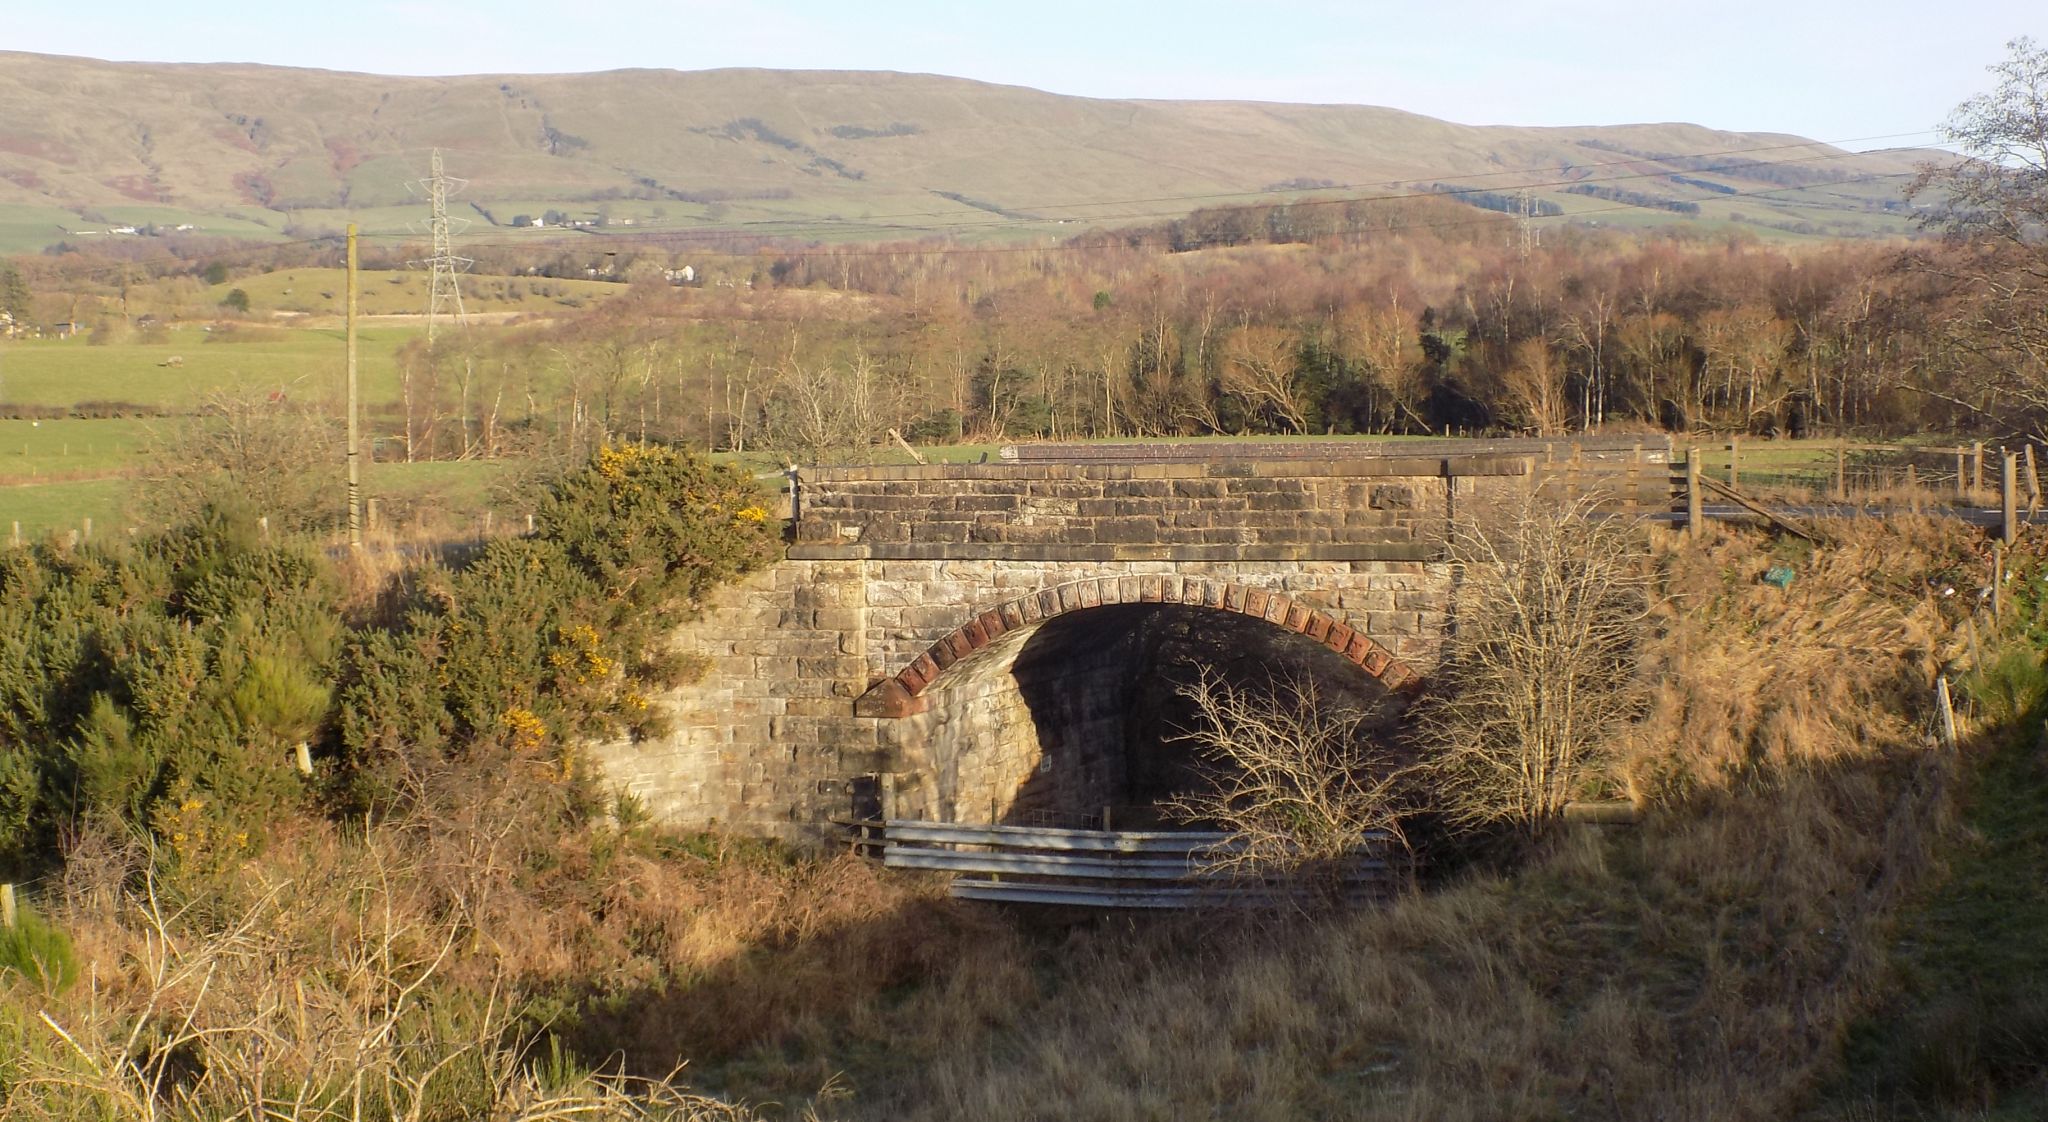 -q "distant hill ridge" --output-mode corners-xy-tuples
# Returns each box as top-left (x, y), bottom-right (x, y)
(0, 50), (1939, 247)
